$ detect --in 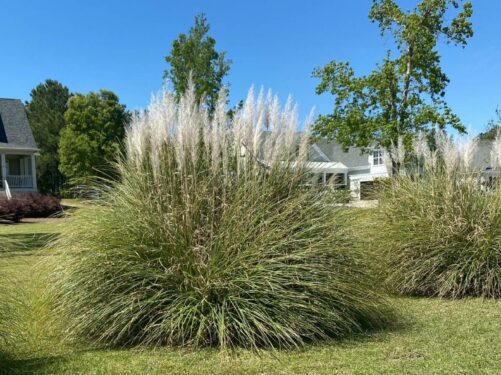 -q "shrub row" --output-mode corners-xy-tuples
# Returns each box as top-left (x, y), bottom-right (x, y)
(0, 194), (62, 222)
